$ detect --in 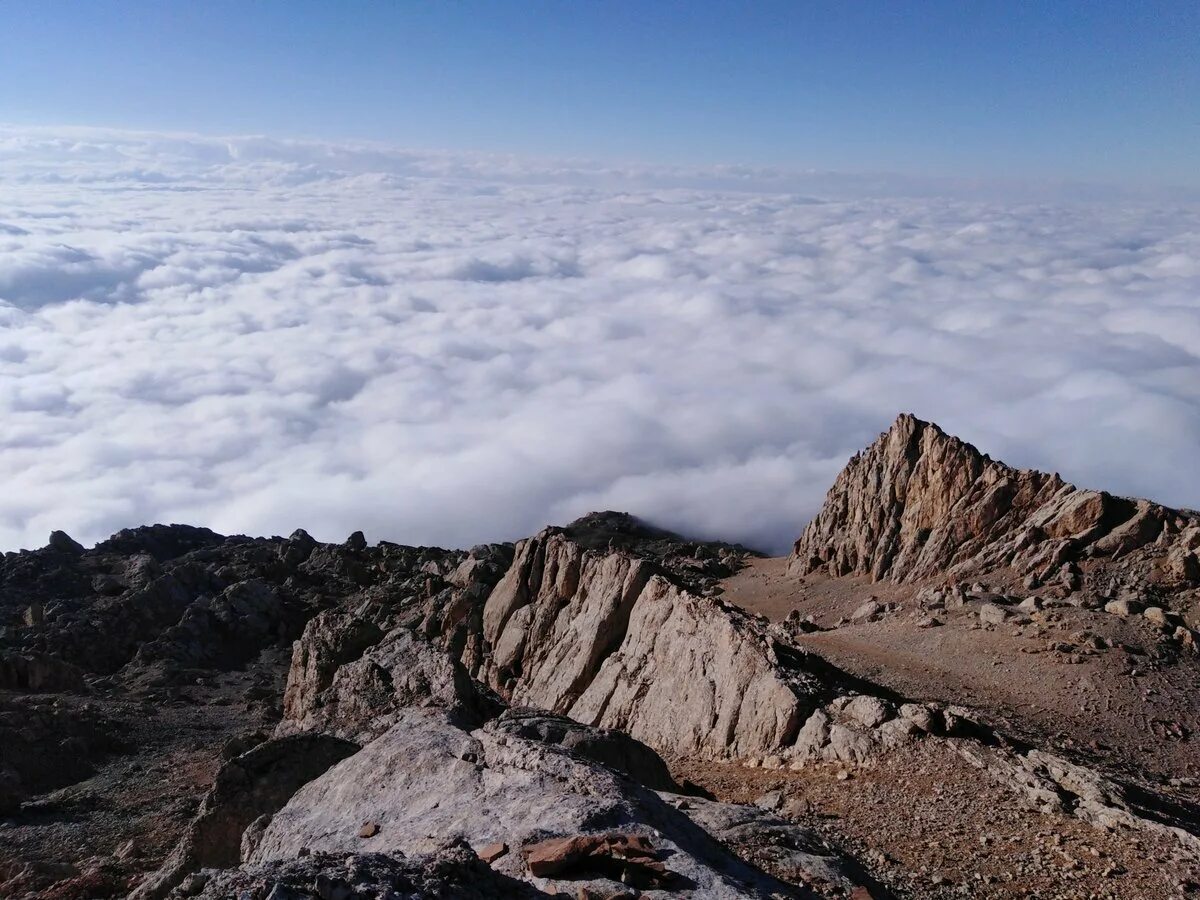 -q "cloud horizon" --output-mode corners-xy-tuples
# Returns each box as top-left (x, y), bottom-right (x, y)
(1, 126), (1198, 555)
